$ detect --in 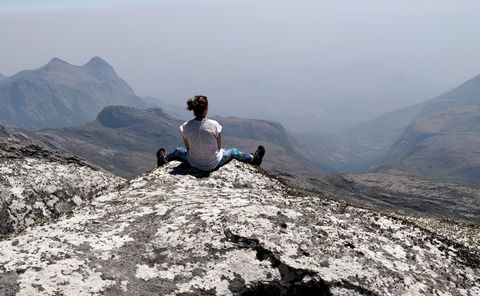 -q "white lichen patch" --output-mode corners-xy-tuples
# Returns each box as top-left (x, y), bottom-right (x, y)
(120, 280), (129, 292)
(16, 258), (115, 296)
(136, 264), (160, 281)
